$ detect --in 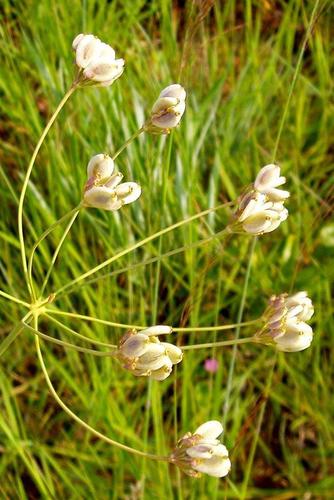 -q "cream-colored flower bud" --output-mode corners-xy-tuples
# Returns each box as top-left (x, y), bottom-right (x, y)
(75, 35), (102, 69)
(72, 33), (85, 50)
(262, 292), (314, 352)
(254, 164), (285, 191)
(171, 420), (231, 478)
(135, 344), (167, 371)
(150, 359), (173, 381)
(141, 325), (172, 336)
(83, 186), (122, 211)
(83, 58), (125, 85)
(114, 182), (141, 204)
(105, 172), (124, 189)
(147, 84), (186, 132)
(285, 291), (314, 321)
(234, 191), (288, 235)
(87, 154), (114, 181)
(161, 342), (183, 364)
(194, 421), (223, 441)
(254, 164), (290, 201)
(72, 33), (124, 88)
(119, 333), (149, 358)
